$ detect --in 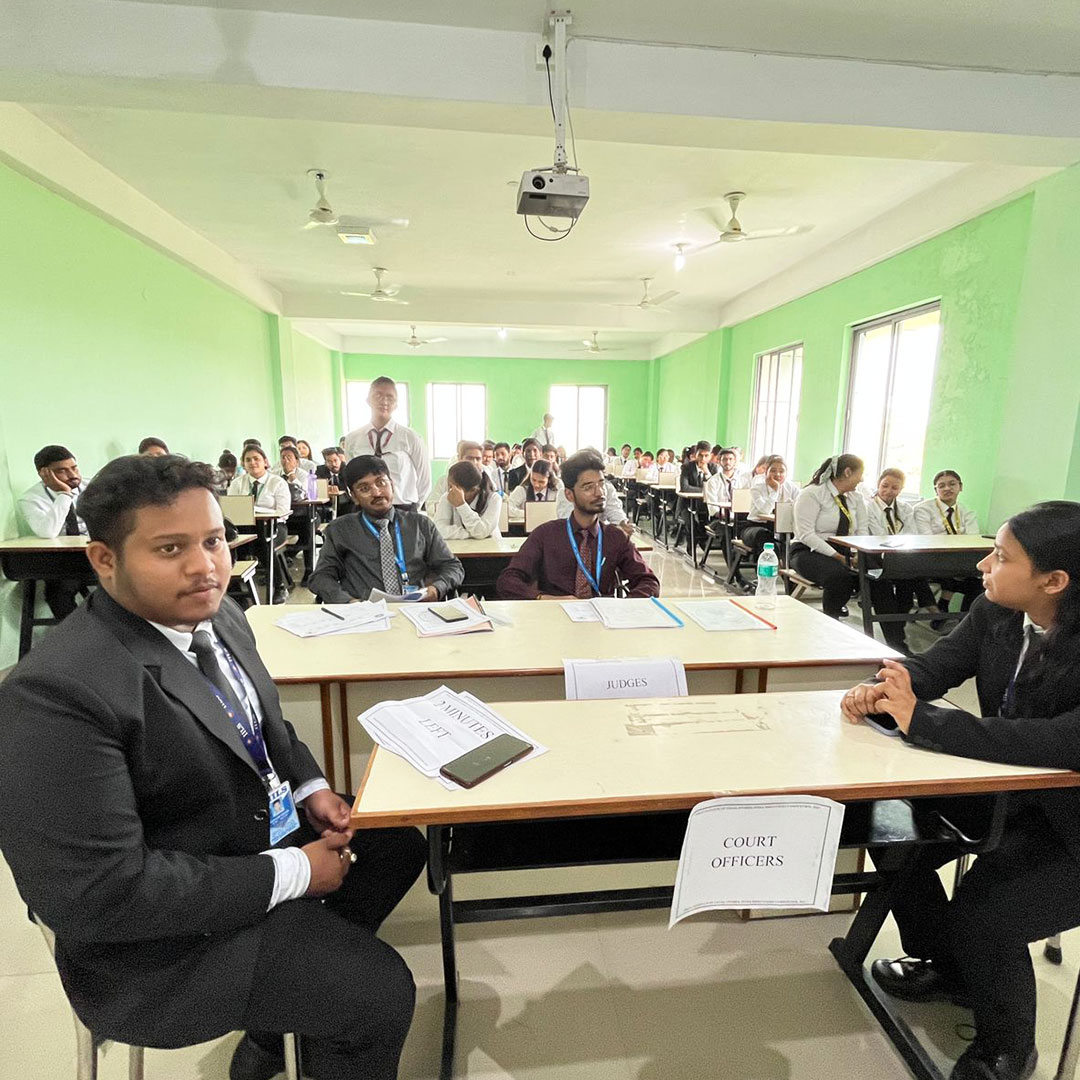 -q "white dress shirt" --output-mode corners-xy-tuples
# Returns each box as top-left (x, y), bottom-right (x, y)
(912, 498), (979, 536)
(531, 425), (556, 446)
(148, 619), (329, 910)
(865, 494), (910, 535)
(227, 472), (292, 516)
(344, 419), (431, 506)
(703, 470), (749, 514)
(658, 462), (678, 474)
(18, 482), (87, 537)
(556, 481), (628, 526)
(793, 480), (867, 556)
(746, 476), (801, 522)
(434, 491), (503, 539)
(620, 459), (638, 478)
(506, 484), (559, 520)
